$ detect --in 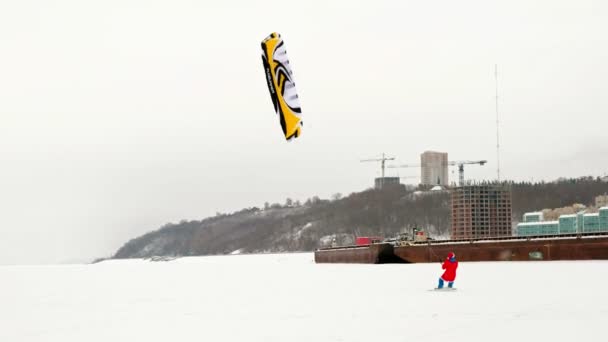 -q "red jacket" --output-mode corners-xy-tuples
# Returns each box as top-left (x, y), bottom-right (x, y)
(441, 257), (458, 282)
